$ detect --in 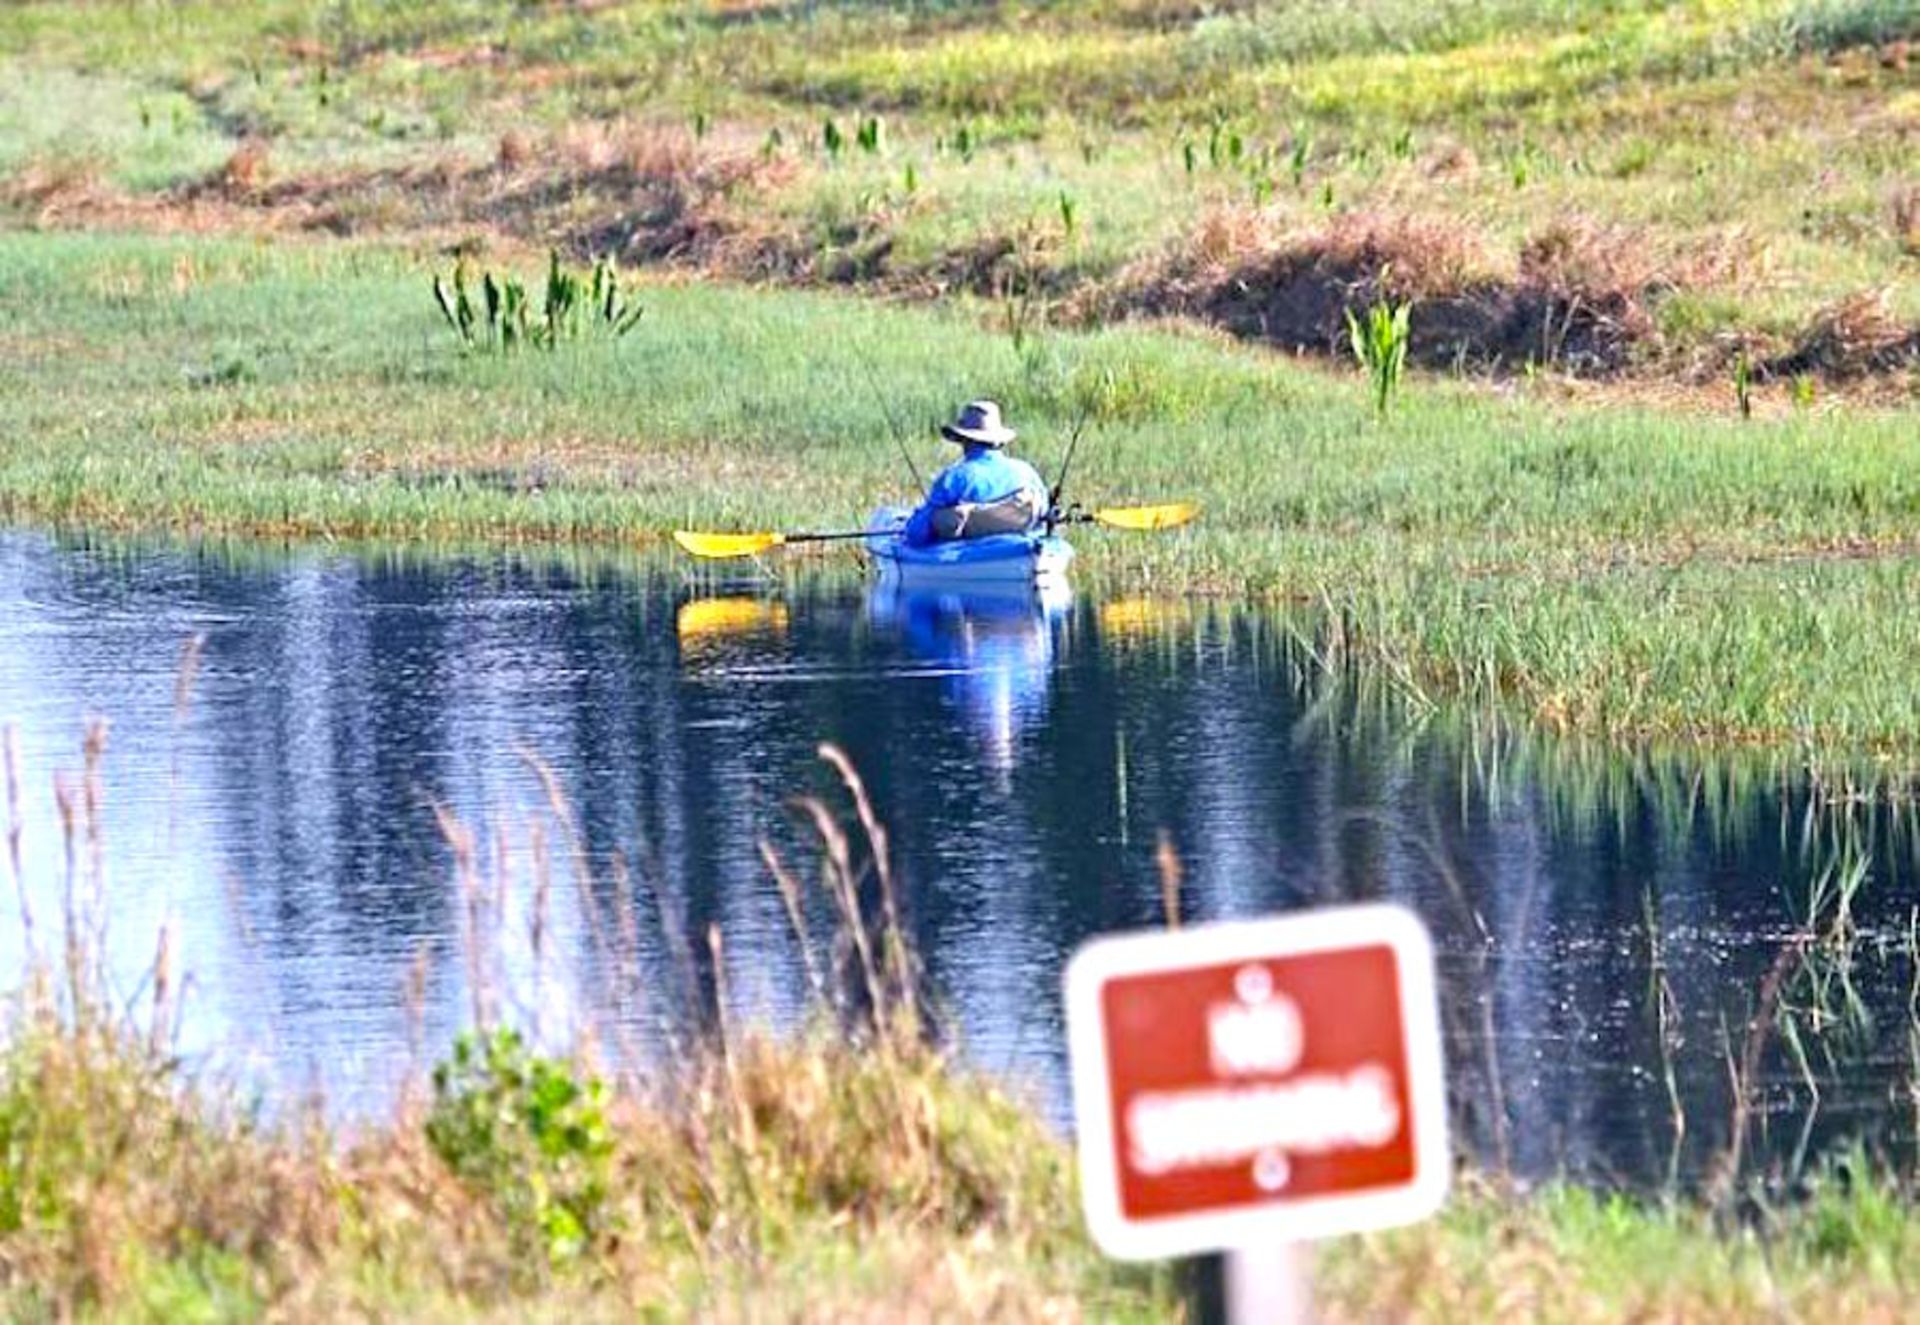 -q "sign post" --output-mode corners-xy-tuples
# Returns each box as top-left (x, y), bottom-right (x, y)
(1065, 904), (1447, 1322)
